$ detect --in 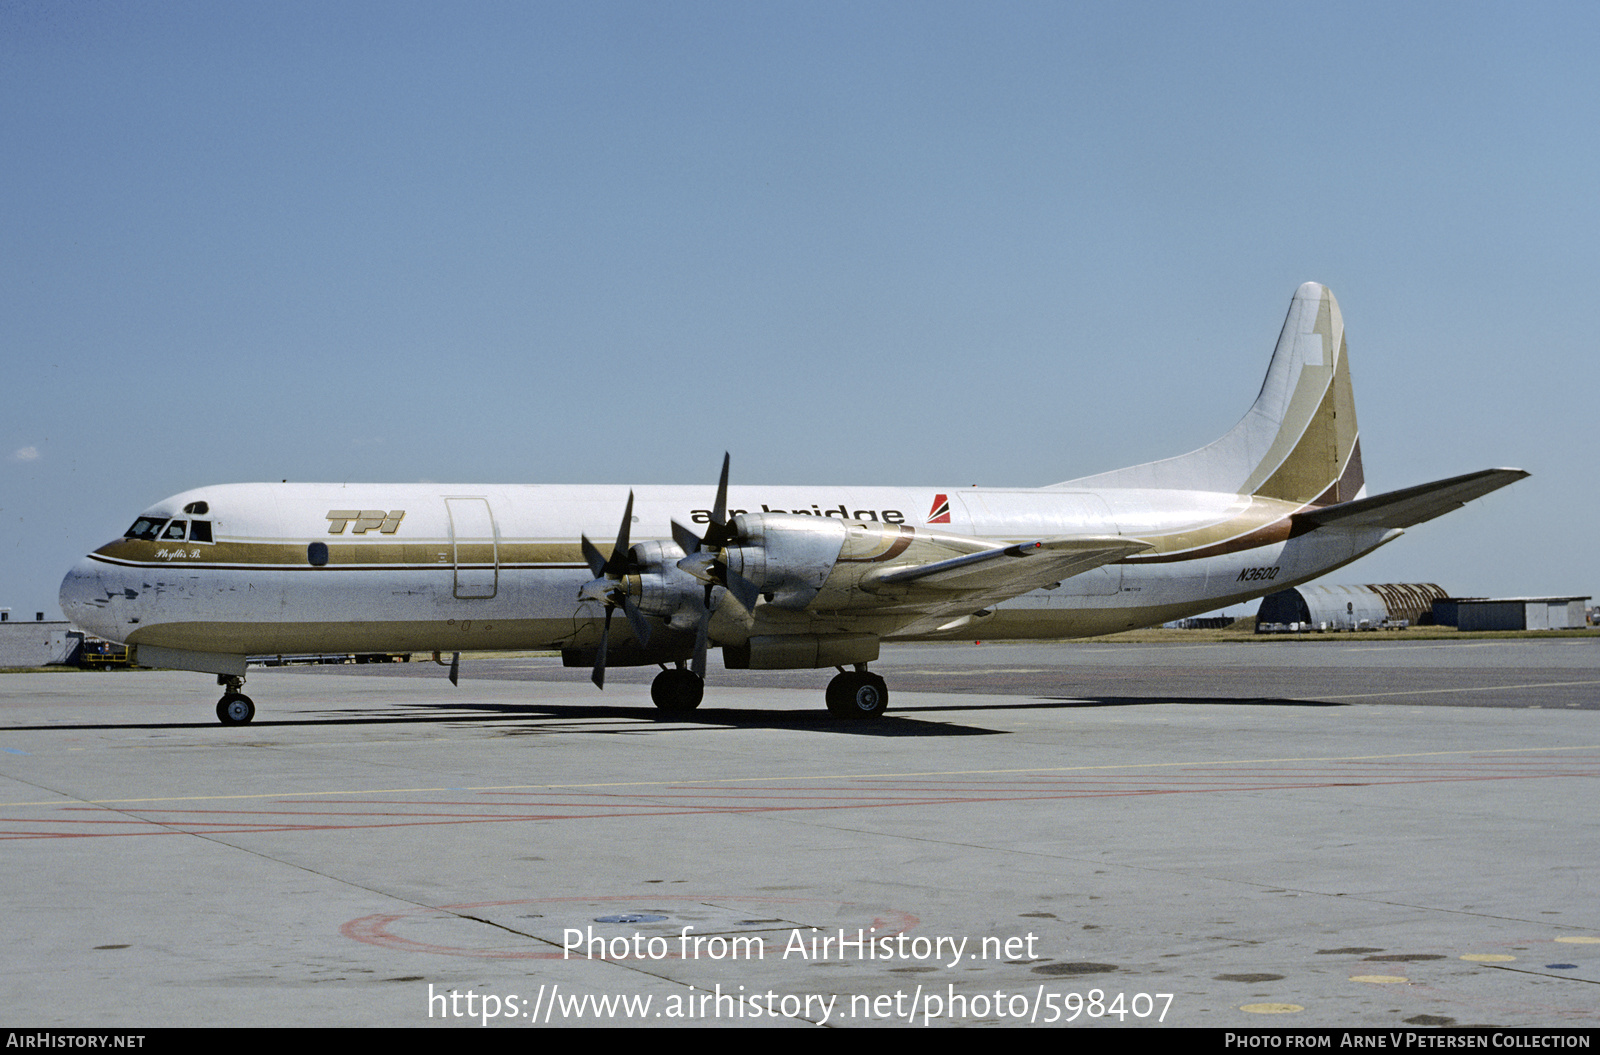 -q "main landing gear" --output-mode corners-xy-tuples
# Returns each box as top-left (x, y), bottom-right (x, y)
(651, 665), (704, 714)
(825, 666), (889, 718)
(216, 674), (255, 725)
(649, 663), (889, 718)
